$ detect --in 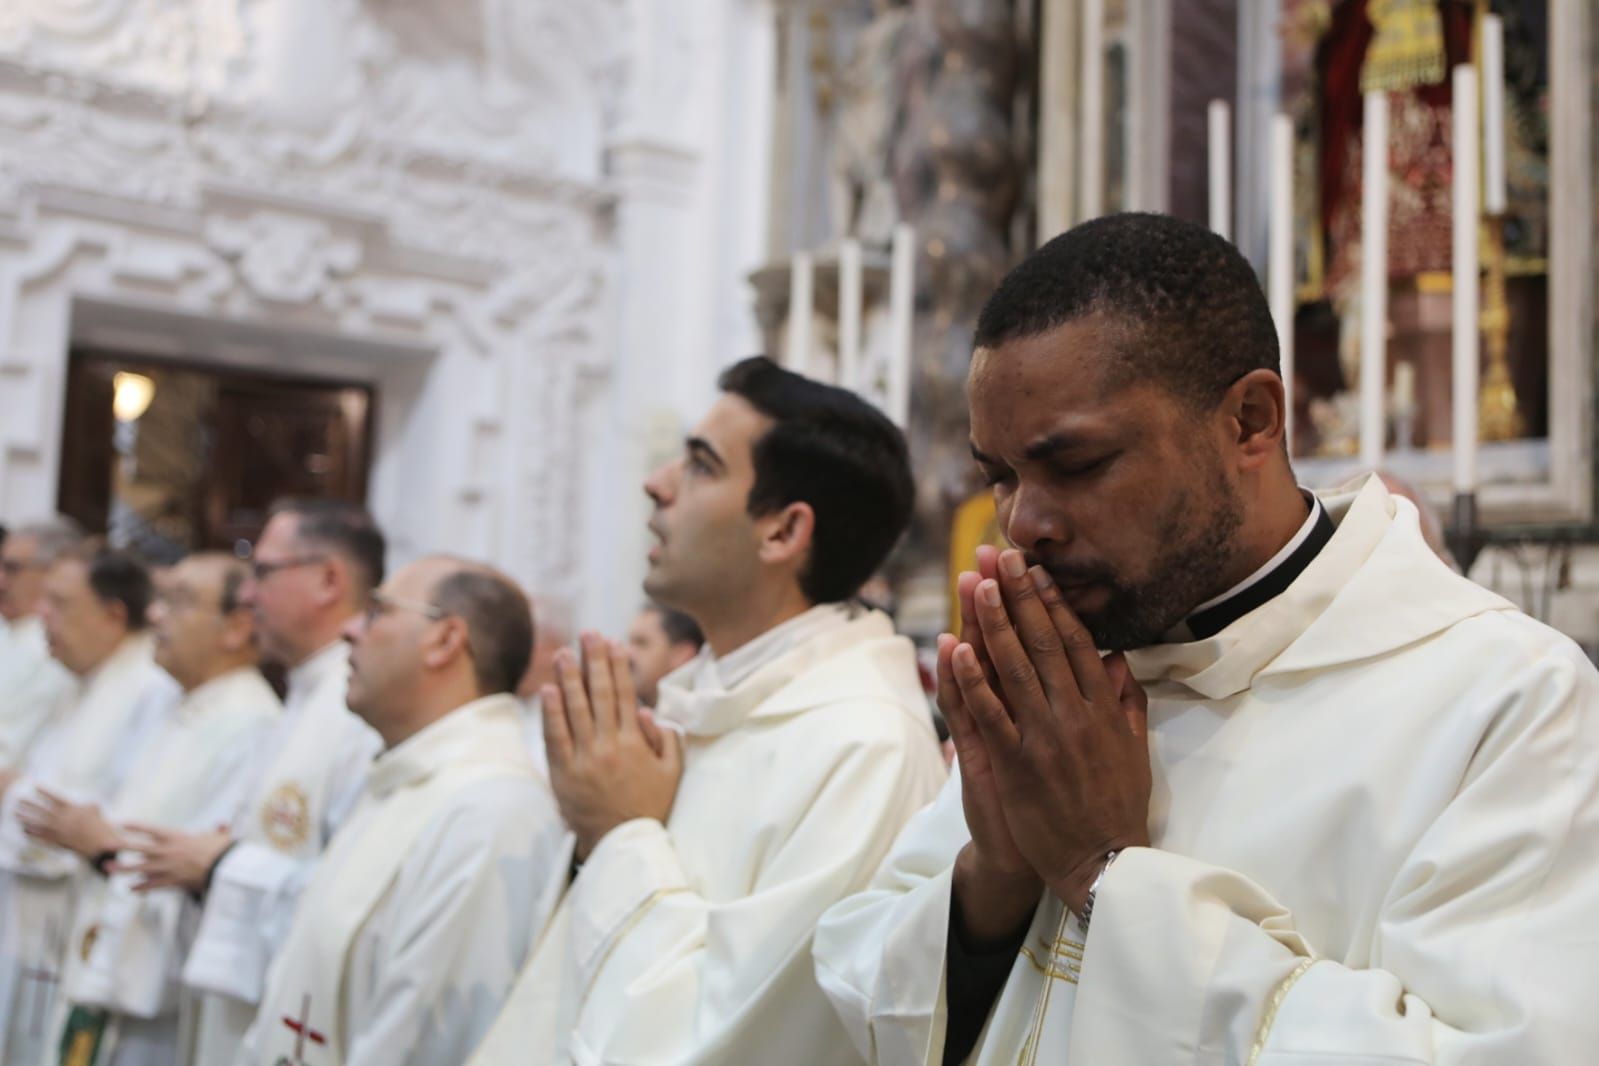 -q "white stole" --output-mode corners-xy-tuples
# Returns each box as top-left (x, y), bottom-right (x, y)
(249, 694), (534, 1065)
(64, 668), (279, 1019)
